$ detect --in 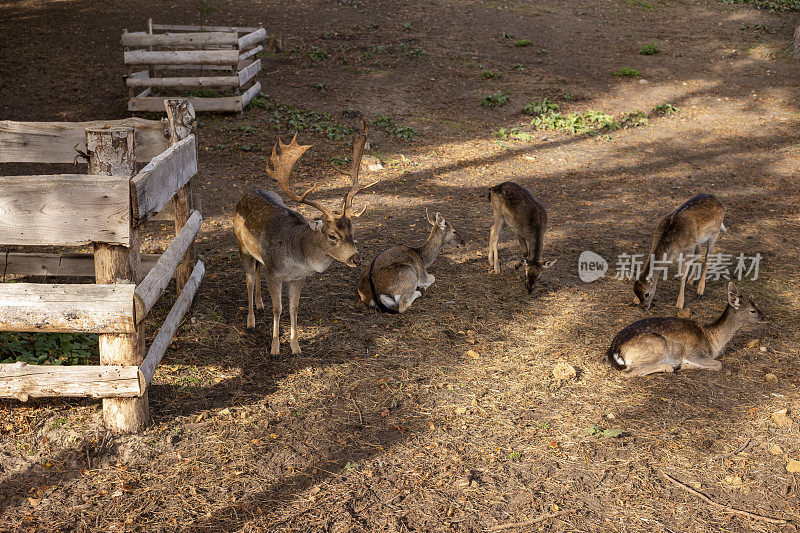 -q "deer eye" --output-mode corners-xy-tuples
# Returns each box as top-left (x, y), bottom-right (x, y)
(328, 233), (339, 243)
